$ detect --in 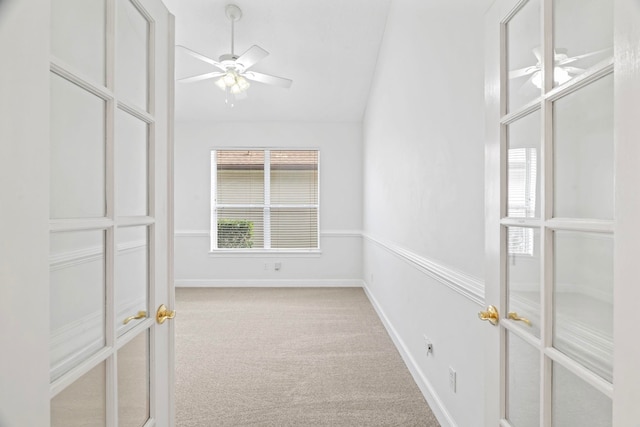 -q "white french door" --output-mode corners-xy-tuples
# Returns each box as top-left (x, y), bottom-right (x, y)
(484, 0), (640, 426)
(49, 0), (174, 425)
(0, 0), (174, 425)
